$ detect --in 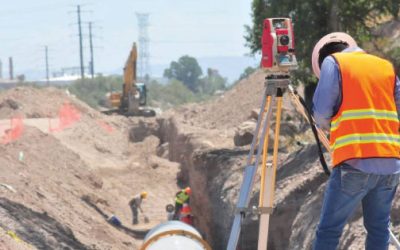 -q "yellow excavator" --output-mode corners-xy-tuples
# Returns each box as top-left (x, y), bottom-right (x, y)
(106, 43), (155, 117)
